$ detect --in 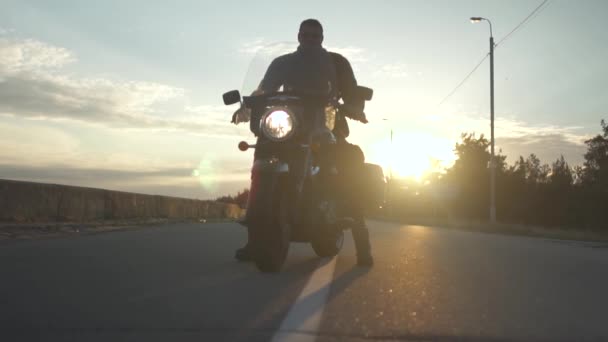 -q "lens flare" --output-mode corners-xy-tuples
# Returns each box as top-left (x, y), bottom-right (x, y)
(191, 158), (219, 192)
